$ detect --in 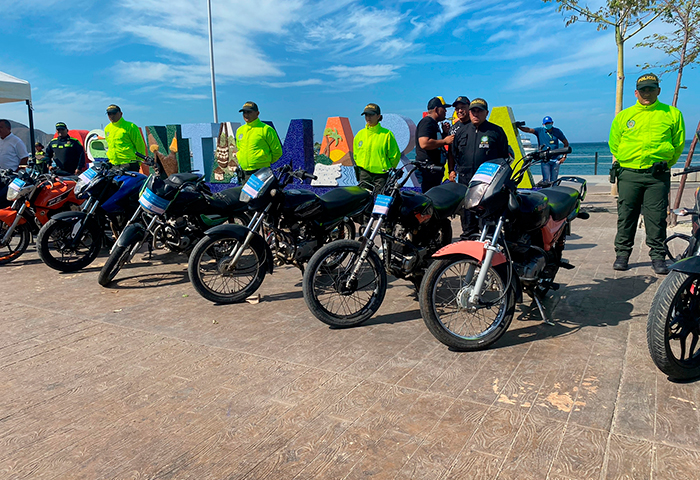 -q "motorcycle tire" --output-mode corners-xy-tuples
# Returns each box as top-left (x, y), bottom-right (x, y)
(0, 222), (31, 265)
(37, 217), (103, 272)
(419, 257), (515, 351)
(303, 239), (387, 327)
(228, 213), (251, 227)
(188, 232), (267, 304)
(98, 243), (133, 286)
(647, 270), (700, 380)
